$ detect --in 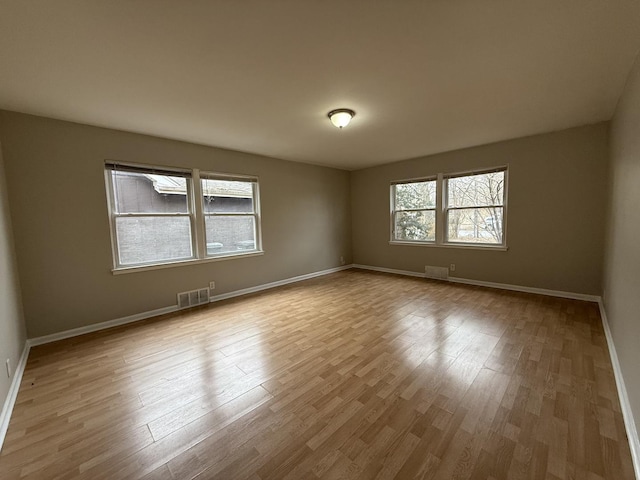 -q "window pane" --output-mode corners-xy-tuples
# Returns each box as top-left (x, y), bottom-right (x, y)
(394, 210), (435, 241)
(115, 216), (193, 265)
(202, 179), (254, 213)
(447, 171), (504, 208)
(112, 171), (188, 213)
(394, 181), (436, 210)
(204, 215), (256, 255)
(447, 207), (503, 244)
